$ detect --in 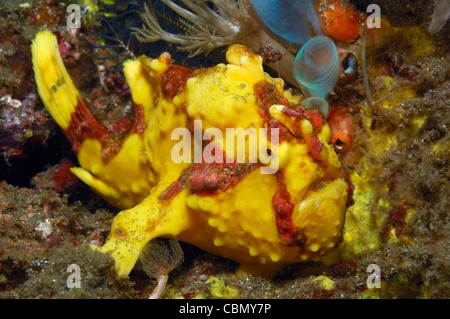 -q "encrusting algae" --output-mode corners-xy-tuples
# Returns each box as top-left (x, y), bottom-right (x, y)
(31, 30), (349, 278)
